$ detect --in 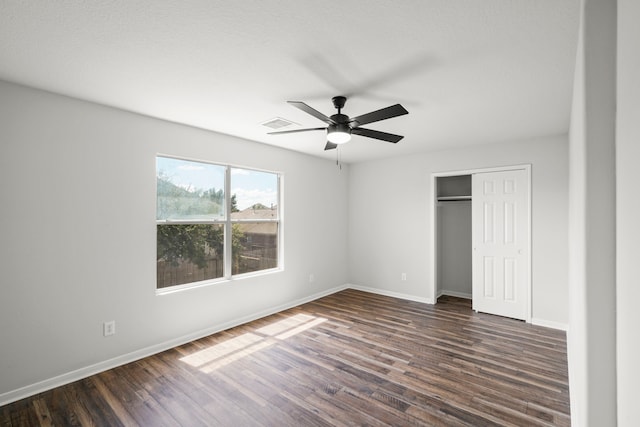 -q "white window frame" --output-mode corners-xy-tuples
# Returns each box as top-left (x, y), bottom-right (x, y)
(156, 155), (282, 294)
